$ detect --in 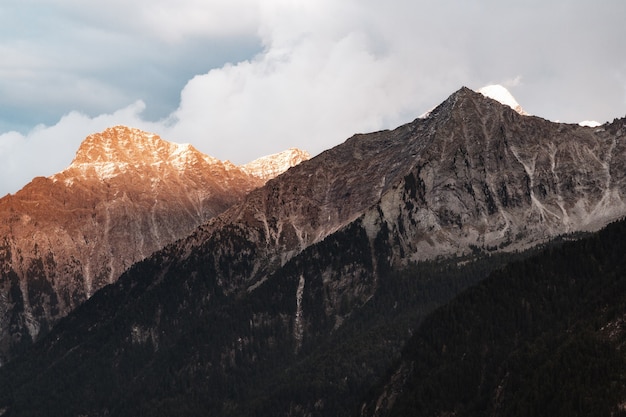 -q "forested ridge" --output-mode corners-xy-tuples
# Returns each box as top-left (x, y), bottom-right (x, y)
(3, 210), (622, 417)
(0, 217), (538, 416)
(362, 218), (626, 417)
